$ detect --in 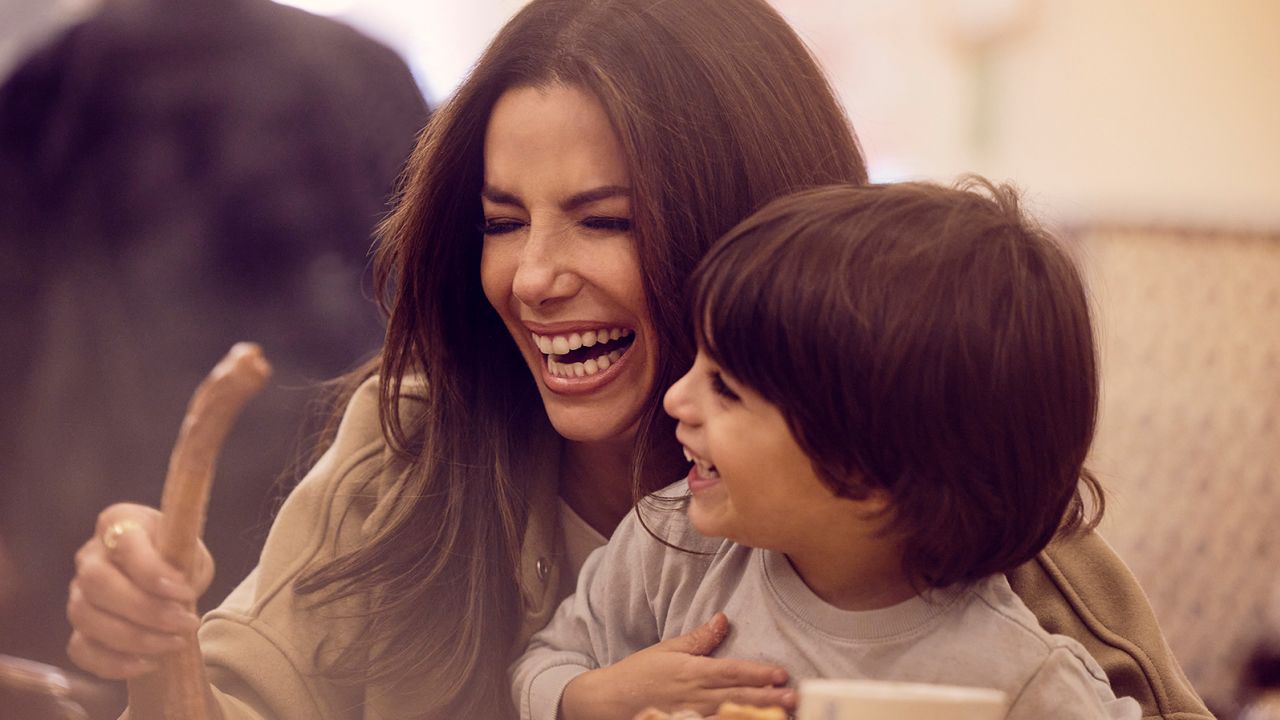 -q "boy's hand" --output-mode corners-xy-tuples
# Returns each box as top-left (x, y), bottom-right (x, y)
(559, 613), (796, 720)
